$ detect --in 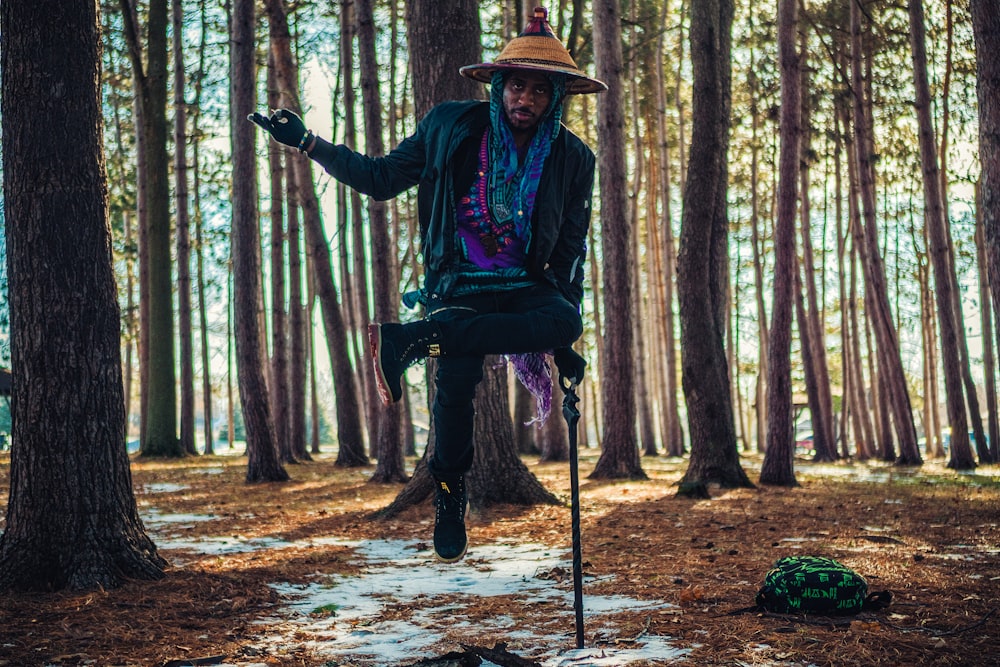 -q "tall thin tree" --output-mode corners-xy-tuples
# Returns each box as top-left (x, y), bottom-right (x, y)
(676, 0), (751, 493)
(760, 0), (800, 487)
(231, 0), (288, 482)
(357, 0), (407, 483)
(192, 0), (214, 455)
(262, 0), (367, 466)
(266, 54), (292, 463)
(848, 0), (920, 464)
(591, 0), (645, 480)
(121, 0), (180, 456)
(174, 0), (197, 456)
(907, 0), (974, 469)
(971, 0), (1000, 461)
